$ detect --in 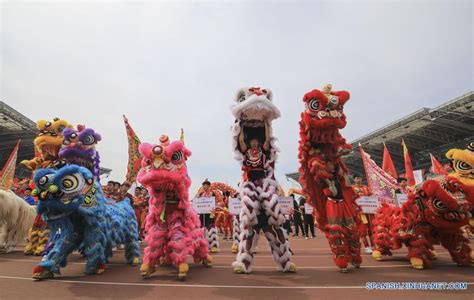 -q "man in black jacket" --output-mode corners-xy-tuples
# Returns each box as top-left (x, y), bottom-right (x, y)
(299, 196), (316, 239)
(291, 194), (305, 237)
